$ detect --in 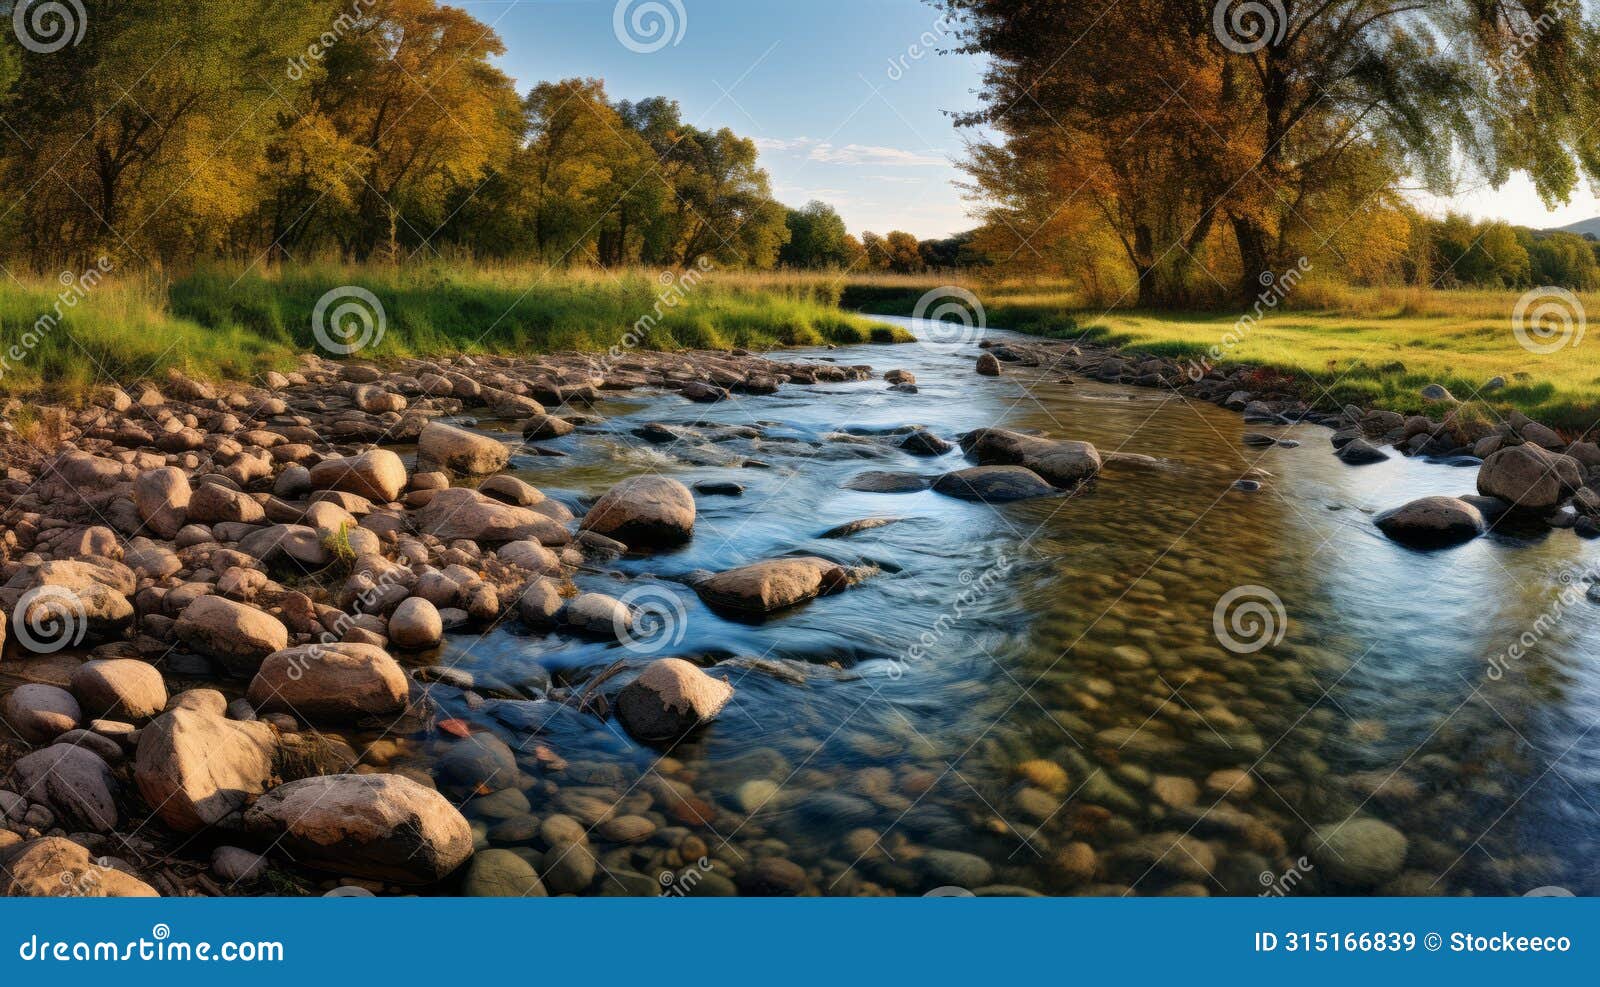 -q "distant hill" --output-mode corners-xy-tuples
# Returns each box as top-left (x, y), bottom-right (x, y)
(1551, 217), (1600, 239)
